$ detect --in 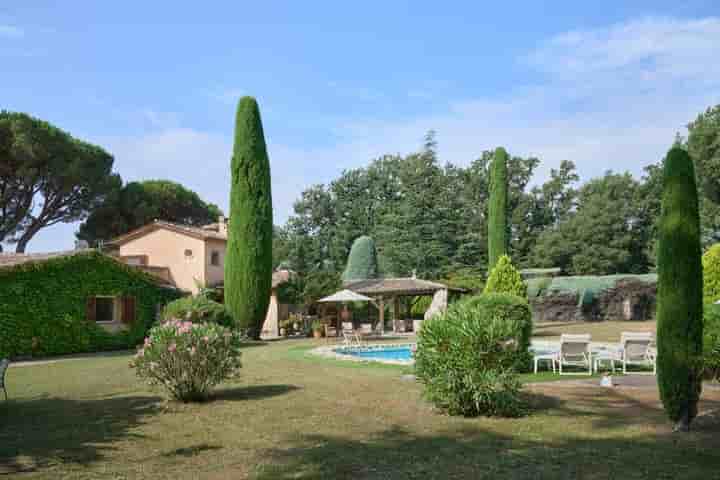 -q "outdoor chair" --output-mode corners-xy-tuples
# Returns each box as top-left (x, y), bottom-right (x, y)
(620, 332), (656, 375)
(532, 349), (558, 374)
(358, 323), (373, 339)
(342, 322), (360, 346)
(558, 334), (592, 375)
(0, 358), (9, 400)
